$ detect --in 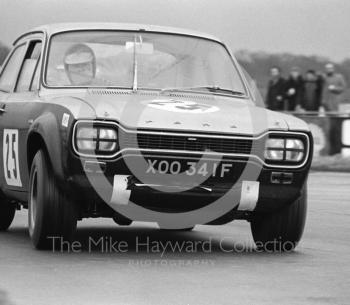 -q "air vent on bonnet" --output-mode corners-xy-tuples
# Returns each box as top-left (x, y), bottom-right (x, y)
(168, 92), (214, 100)
(88, 89), (155, 96)
(87, 89), (215, 100)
